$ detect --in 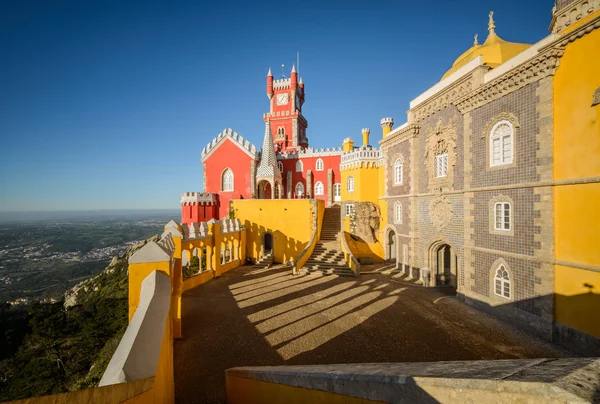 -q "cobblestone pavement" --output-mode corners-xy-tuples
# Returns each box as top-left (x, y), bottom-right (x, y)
(174, 265), (572, 403)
